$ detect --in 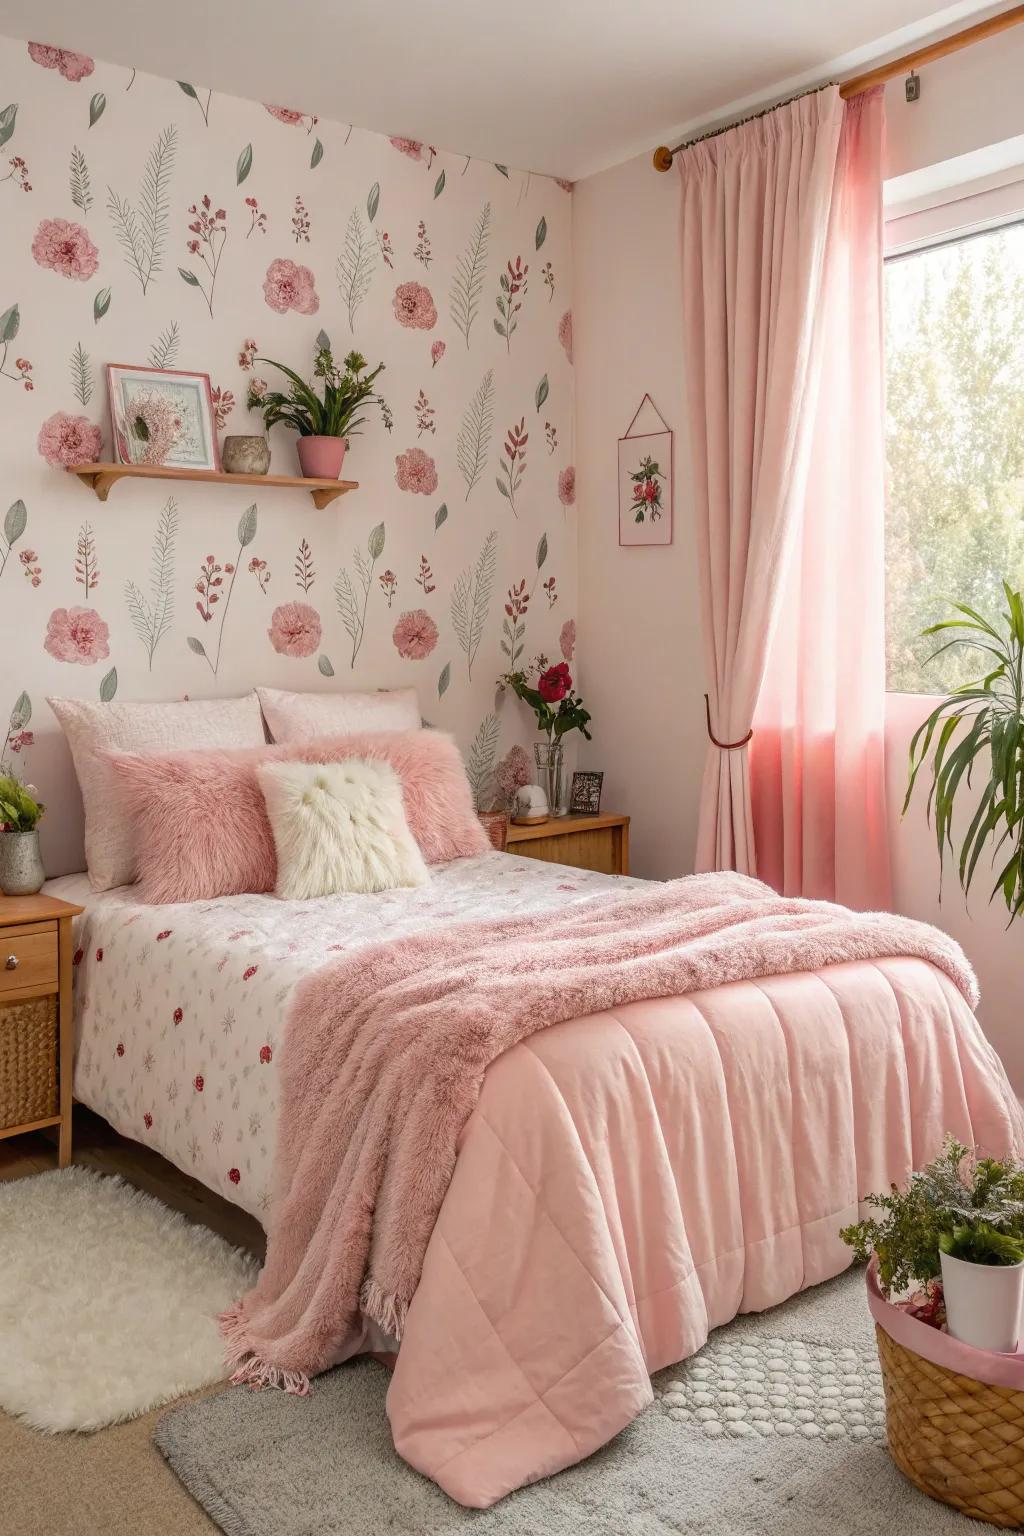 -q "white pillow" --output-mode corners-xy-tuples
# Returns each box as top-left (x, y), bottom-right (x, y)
(48, 693), (266, 891)
(256, 759), (429, 899)
(256, 686), (421, 743)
